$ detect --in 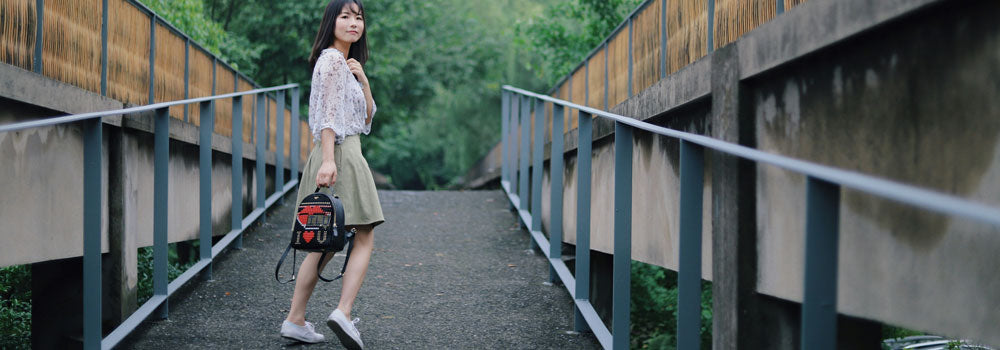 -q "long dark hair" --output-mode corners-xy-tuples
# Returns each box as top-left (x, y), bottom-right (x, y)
(308, 0), (369, 73)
